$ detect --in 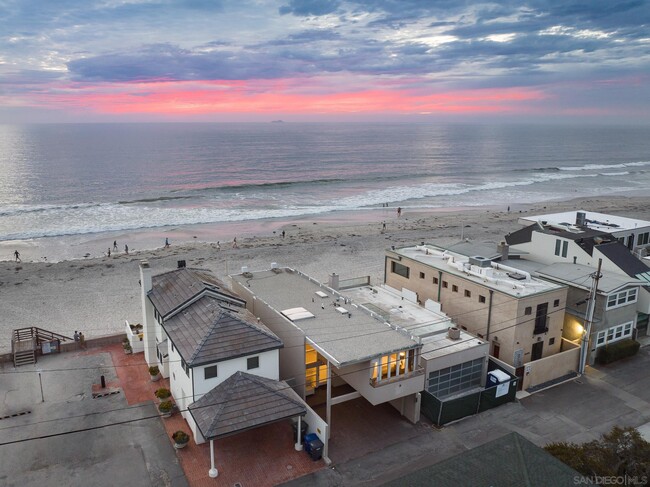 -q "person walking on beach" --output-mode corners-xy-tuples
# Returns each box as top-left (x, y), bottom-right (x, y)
(164, 238), (170, 248)
(232, 237), (238, 249)
(124, 244), (129, 254)
(397, 207), (402, 218)
(107, 247), (111, 257)
(216, 241), (221, 251)
(113, 240), (118, 251)
(282, 230), (285, 238)
(14, 250), (21, 262)
(382, 221), (386, 231)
